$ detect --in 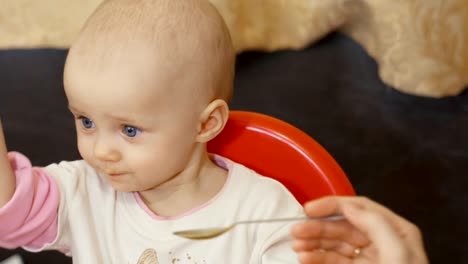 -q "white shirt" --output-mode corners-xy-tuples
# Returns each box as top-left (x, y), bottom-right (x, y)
(40, 156), (304, 264)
